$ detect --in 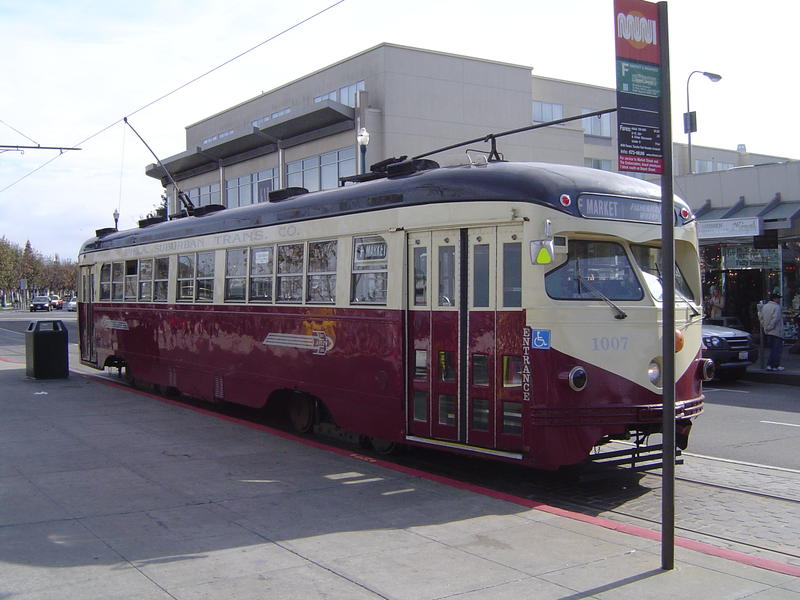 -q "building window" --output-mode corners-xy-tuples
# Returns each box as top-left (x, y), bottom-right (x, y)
(201, 129), (234, 146)
(582, 109), (612, 137)
(532, 101), (564, 123)
(352, 235), (388, 305)
(339, 80), (365, 107)
(187, 183), (220, 208)
(584, 158), (613, 171)
(226, 174), (255, 208)
(314, 90), (337, 103)
(287, 146), (356, 191)
(255, 168), (279, 202)
(716, 161), (735, 171)
(252, 108), (290, 129)
(694, 159), (714, 173)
